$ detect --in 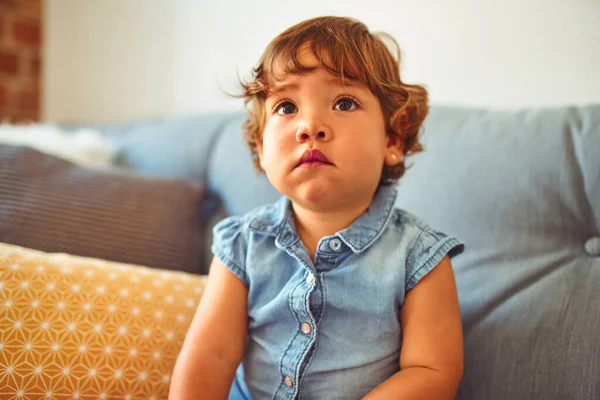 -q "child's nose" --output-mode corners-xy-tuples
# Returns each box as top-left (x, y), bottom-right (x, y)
(295, 120), (332, 142)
